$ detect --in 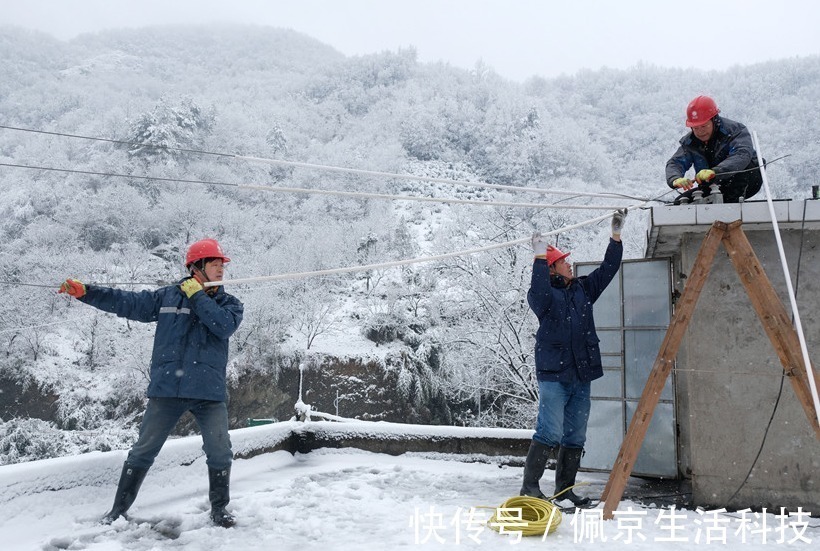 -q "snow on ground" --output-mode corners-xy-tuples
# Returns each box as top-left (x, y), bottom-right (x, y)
(0, 421), (817, 551)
